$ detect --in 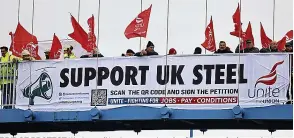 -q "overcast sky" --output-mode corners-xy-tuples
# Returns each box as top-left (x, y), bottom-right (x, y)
(0, 0), (292, 137)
